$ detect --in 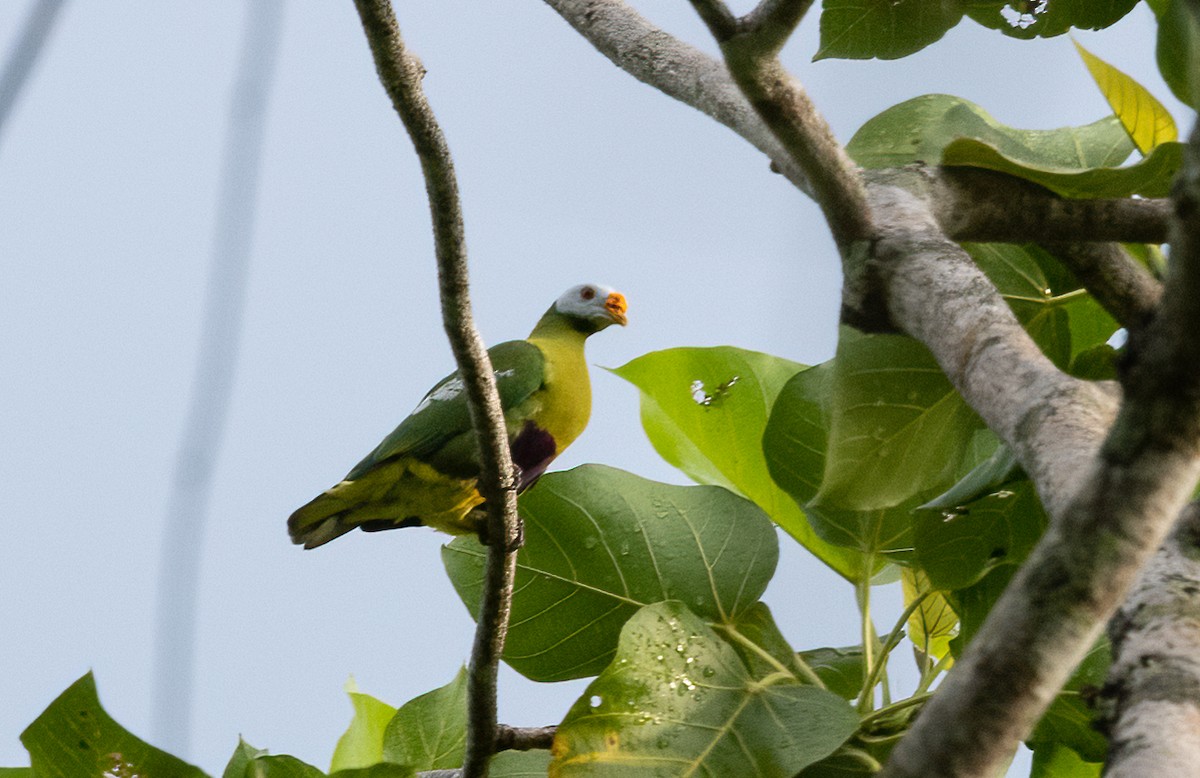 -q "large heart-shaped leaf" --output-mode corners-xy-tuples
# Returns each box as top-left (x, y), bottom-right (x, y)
(612, 347), (866, 580)
(552, 602), (858, 777)
(444, 465), (778, 681)
(814, 327), (985, 512)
